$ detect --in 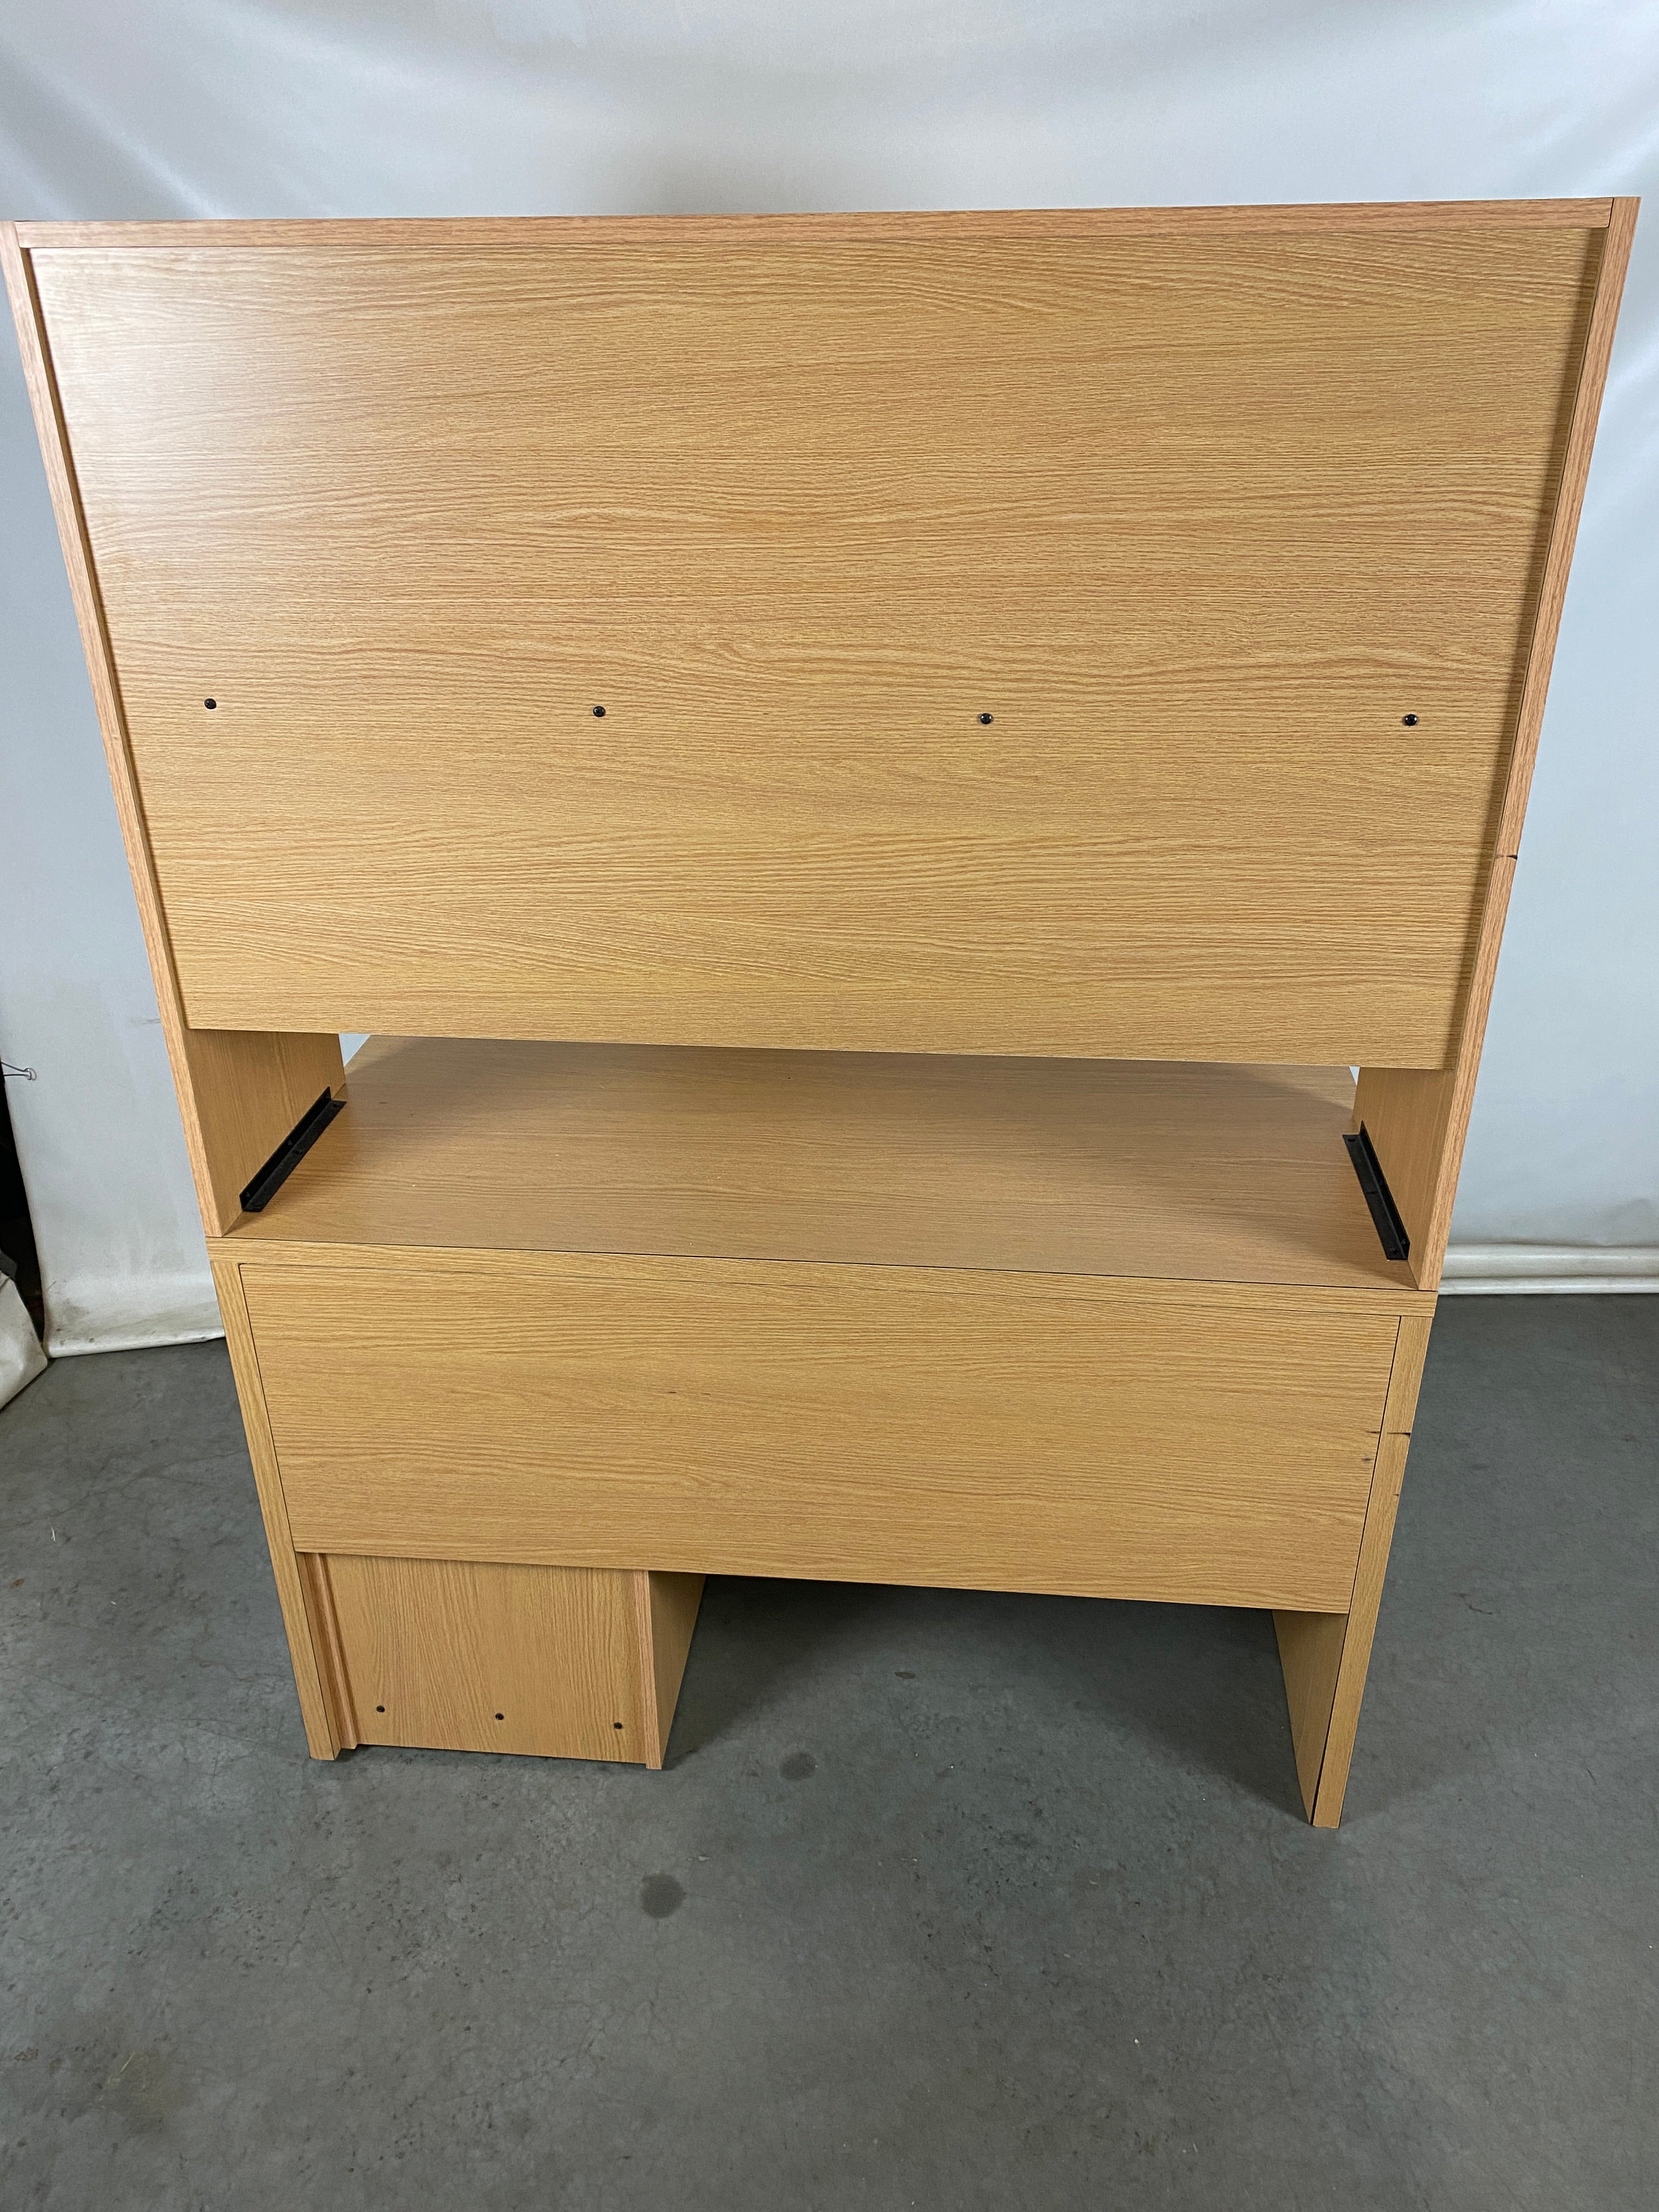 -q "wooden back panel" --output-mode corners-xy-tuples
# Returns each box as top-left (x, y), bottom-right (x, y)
(24, 207), (1613, 1062)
